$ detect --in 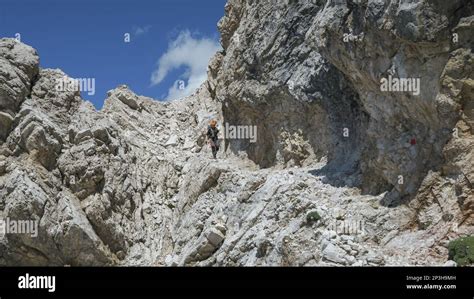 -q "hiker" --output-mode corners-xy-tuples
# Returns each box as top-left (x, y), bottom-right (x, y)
(207, 120), (219, 159)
